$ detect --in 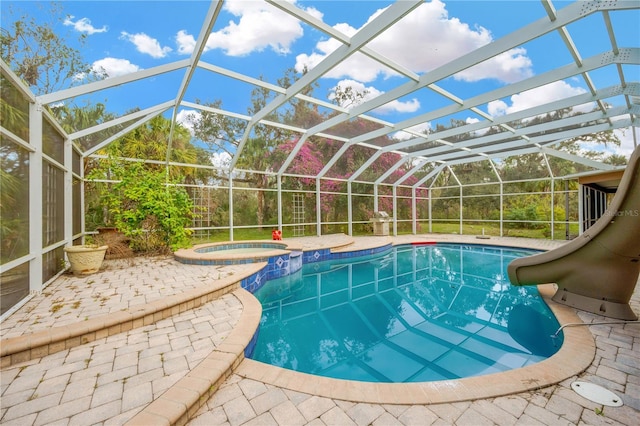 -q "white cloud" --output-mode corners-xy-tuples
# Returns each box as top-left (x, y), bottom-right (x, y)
(176, 30), (197, 55)
(91, 58), (140, 78)
(296, 0), (532, 84)
(120, 32), (172, 58)
(392, 123), (432, 141)
(176, 109), (199, 136)
(63, 16), (107, 35)
(177, 0), (320, 56)
(487, 100), (508, 117)
(329, 79), (420, 114)
(456, 49), (532, 83)
(211, 152), (232, 168)
(378, 98), (421, 115)
(487, 81), (591, 116)
(295, 23), (385, 82)
(613, 127), (639, 158)
(464, 117), (491, 137)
